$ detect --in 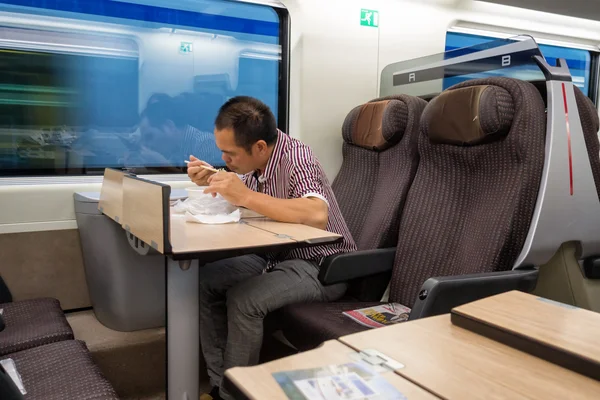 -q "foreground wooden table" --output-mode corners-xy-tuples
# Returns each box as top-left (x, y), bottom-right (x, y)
(340, 314), (600, 399)
(225, 340), (439, 400)
(98, 169), (342, 400)
(226, 292), (600, 399)
(451, 290), (600, 381)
